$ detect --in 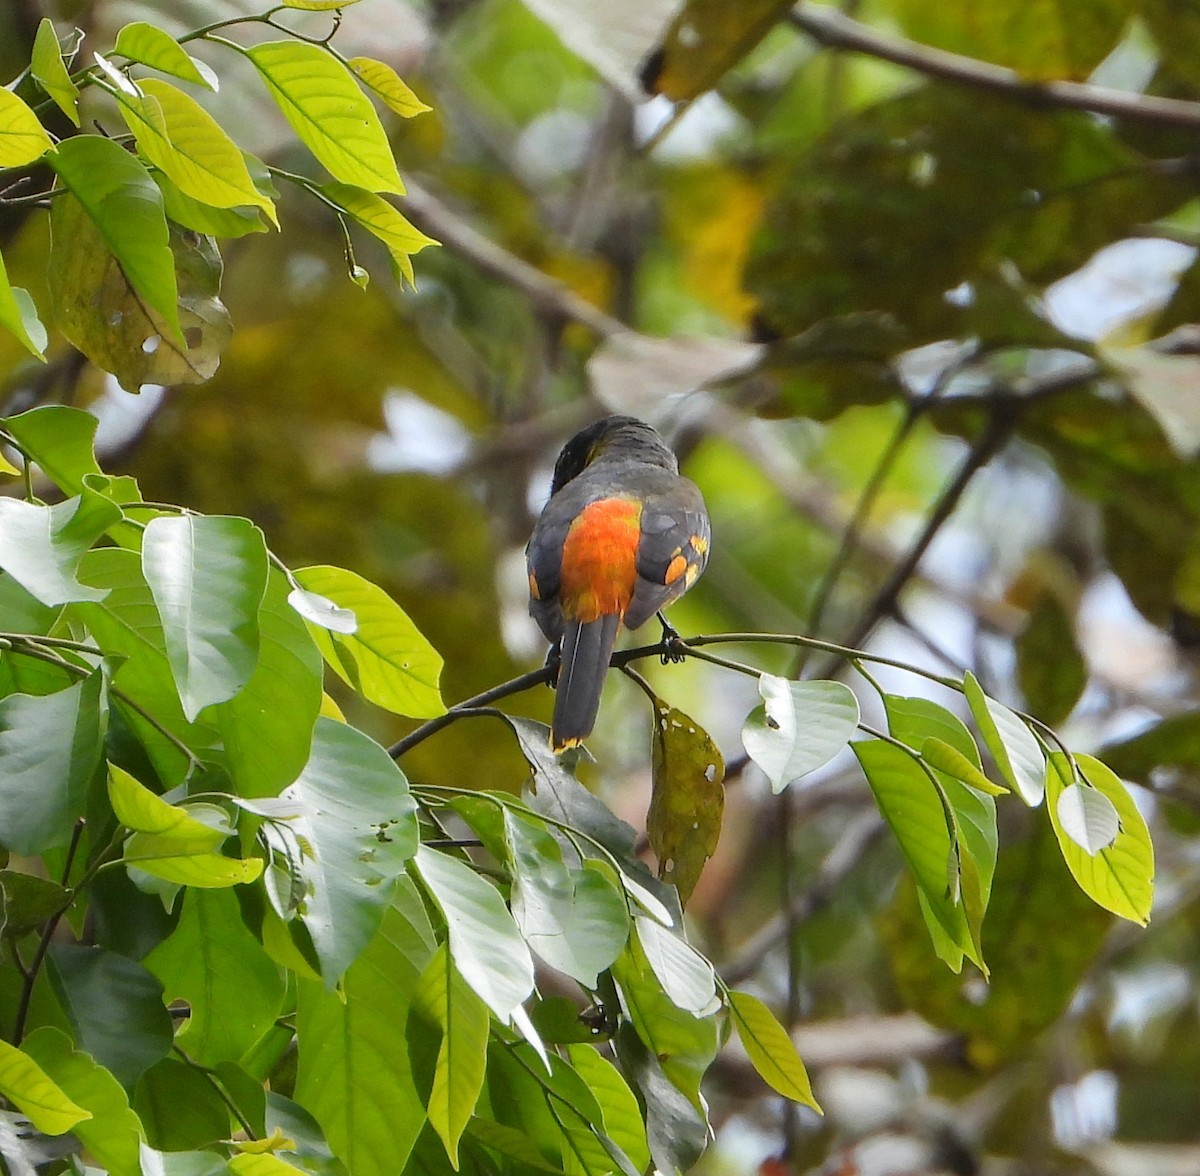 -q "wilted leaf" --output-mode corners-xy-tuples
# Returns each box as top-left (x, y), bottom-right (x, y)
(647, 701), (724, 904)
(49, 195), (232, 392)
(642, 0), (795, 101)
(48, 137), (181, 344)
